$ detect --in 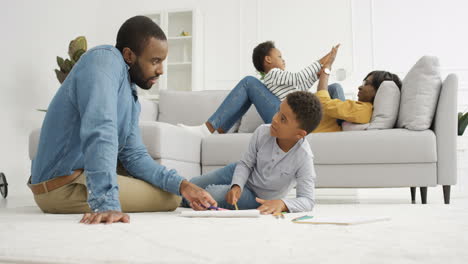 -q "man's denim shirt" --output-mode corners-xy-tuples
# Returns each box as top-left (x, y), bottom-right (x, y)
(31, 45), (184, 212)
